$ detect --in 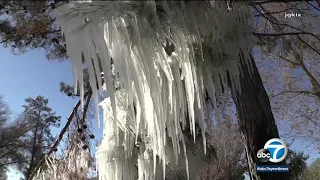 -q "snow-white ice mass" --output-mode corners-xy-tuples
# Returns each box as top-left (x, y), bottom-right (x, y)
(50, 1), (253, 179)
